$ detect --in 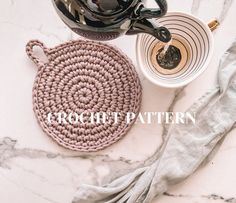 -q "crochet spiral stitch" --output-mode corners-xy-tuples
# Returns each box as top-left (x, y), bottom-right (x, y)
(26, 39), (142, 152)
